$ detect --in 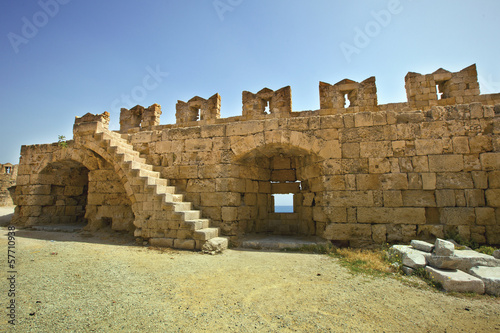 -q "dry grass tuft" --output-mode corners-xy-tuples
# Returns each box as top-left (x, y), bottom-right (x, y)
(333, 248), (395, 275)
